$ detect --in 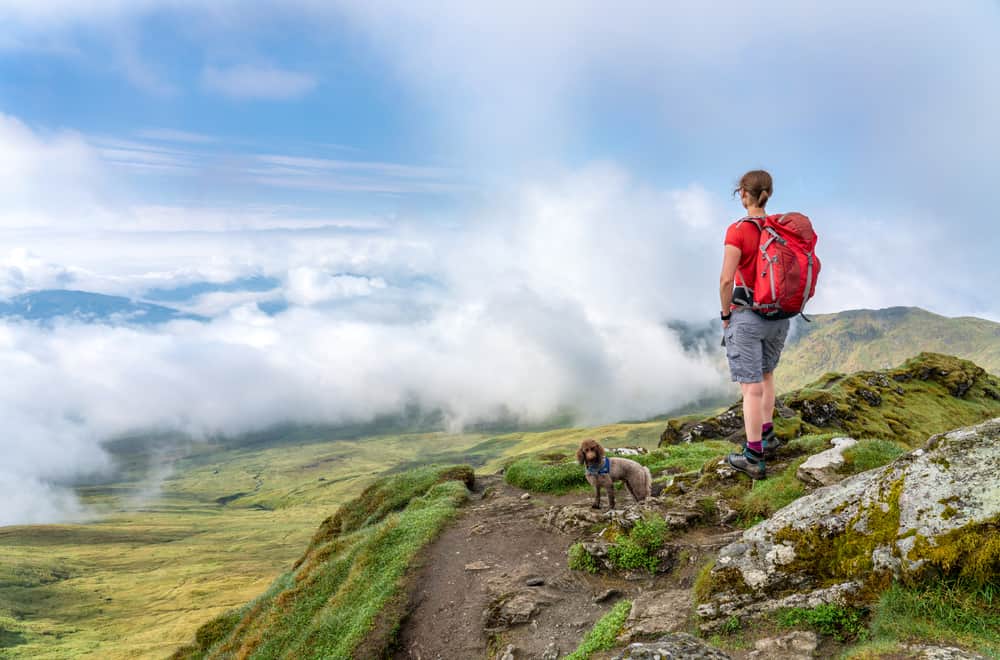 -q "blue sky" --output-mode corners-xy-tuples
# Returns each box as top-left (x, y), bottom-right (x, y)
(4, 2), (997, 226)
(1, 2), (999, 523)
